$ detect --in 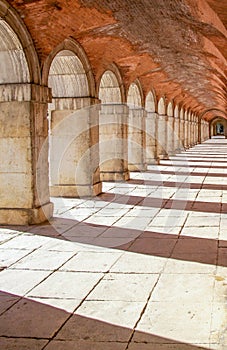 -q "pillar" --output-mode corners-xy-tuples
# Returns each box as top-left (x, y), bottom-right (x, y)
(173, 110), (181, 153)
(179, 109), (185, 150)
(128, 107), (147, 171)
(0, 83), (53, 225)
(50, 97), (102, 197)
(146, 111), (157, 164)
(184, 111), (189, 148)
(99, 103), (129, 181)
(156, 114), (169, 160)
(167, 114), (175, 155)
